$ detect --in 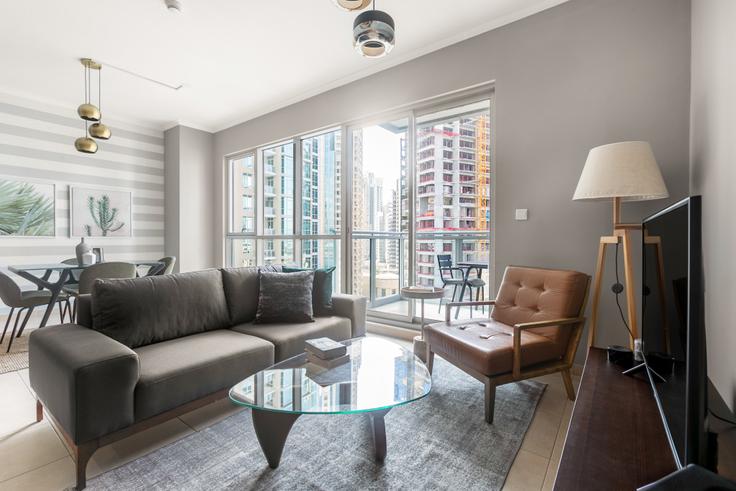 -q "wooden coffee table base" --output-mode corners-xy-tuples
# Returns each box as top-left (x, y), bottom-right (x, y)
(251, 407), (392, 468)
